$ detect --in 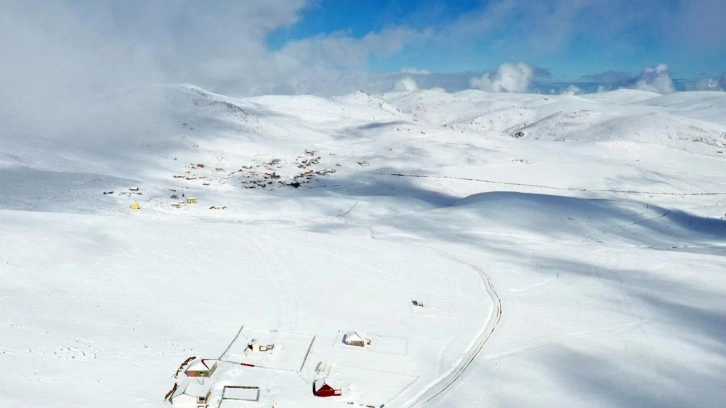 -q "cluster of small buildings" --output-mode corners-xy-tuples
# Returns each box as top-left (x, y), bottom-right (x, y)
(221, 150), (338, 190)
(164, 330), (377, 407)
(308, 332), (373, 399)
(165, 356), (258, 408)
(165, 359), (217, 408)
